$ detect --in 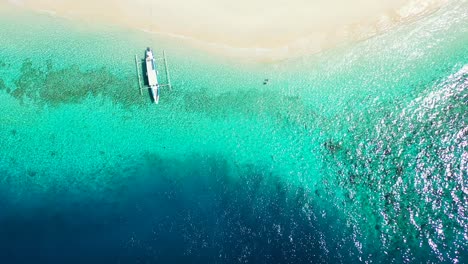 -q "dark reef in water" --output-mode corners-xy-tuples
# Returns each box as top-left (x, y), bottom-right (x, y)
(2, 59), (144, 107)
(0, 59), (316, 125)
(0, 79), (6, 92)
